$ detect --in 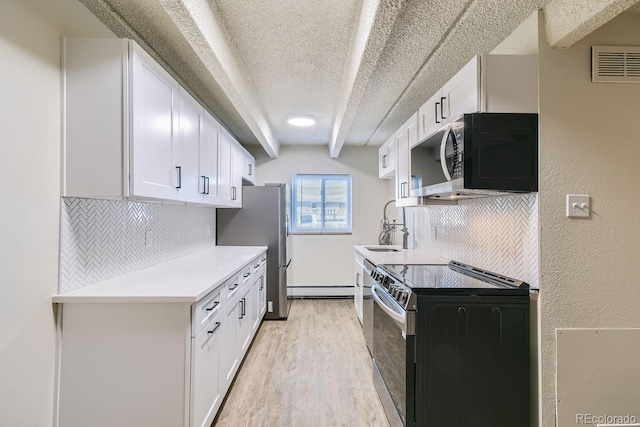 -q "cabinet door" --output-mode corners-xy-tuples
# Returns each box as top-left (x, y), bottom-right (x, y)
(221, 299), (239, 389)
(237, 286), (252, 357)
(199, 111), (220, 205)
(258, 273), (266, 319)
(417, 90), (444, 142)
(230, 140), (244, 208)
(354, 265), (363, 324)
(129, 43), (180, 200)
(191, 314), (222, 427)
(379, 136), (396, 179)
(176, 88), (203, 203)
(243, 150), (256, 185)
(217, 130), (233, 205)
(442, 55), (480, 122)
(416, 296), (530, 426)
(396, 112), (418, 201)
(395, 126), (409, 201)
(250, 277), (260, 332)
